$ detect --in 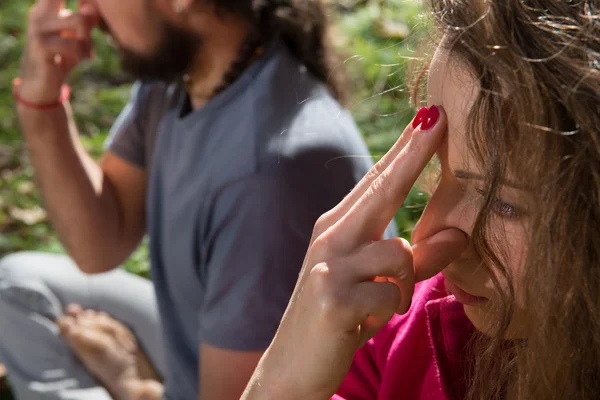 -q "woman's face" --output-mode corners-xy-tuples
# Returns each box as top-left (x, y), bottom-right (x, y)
(411, 45), (531, 336)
